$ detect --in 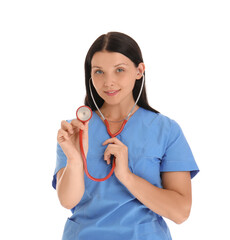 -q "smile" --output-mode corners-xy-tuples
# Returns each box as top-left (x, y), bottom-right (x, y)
(104, 90), (120, 96)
